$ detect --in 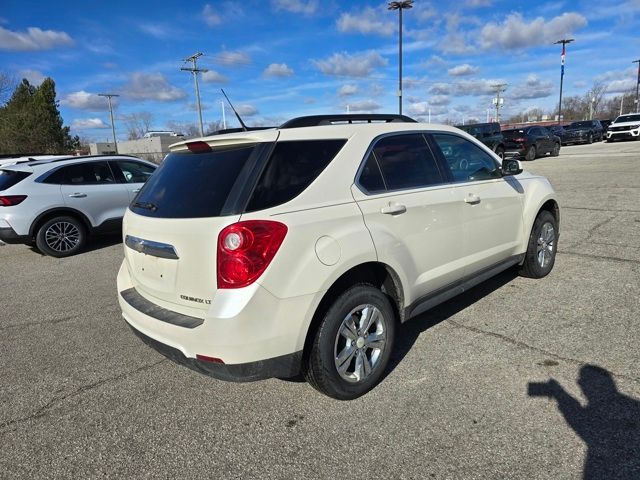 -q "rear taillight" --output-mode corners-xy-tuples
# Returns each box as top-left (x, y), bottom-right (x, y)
(217, 220), (288, 289)
(512, 137), (526, 142)
(0, 195), (27, 206)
